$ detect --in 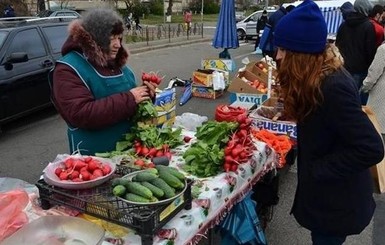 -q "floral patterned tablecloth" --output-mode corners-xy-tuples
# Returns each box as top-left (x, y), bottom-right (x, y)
(1, 135), (278, 245)
(116, 136), (278, 245)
